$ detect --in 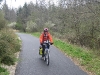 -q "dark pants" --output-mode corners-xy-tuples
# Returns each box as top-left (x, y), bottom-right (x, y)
(41, 43), (50, 57)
